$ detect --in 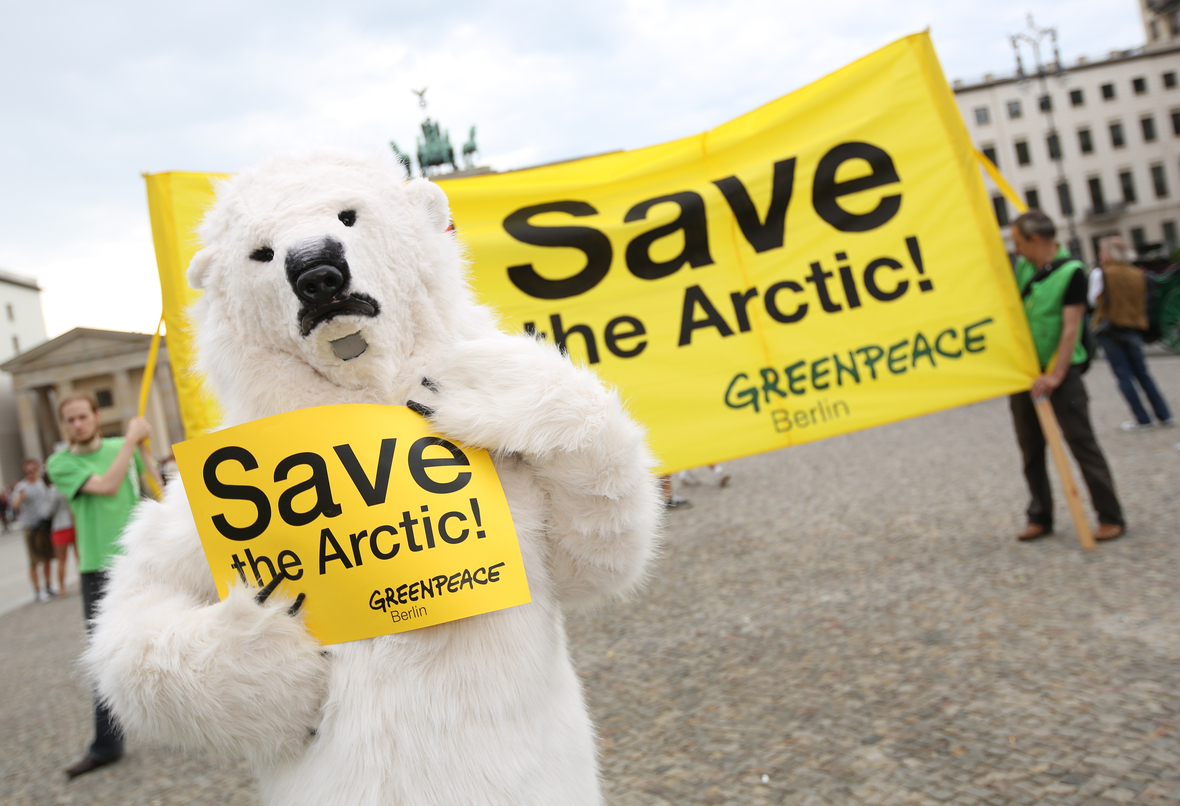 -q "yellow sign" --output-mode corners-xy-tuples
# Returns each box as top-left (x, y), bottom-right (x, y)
(172, 405), (530, 645)
(148, 33), (1037, 474)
